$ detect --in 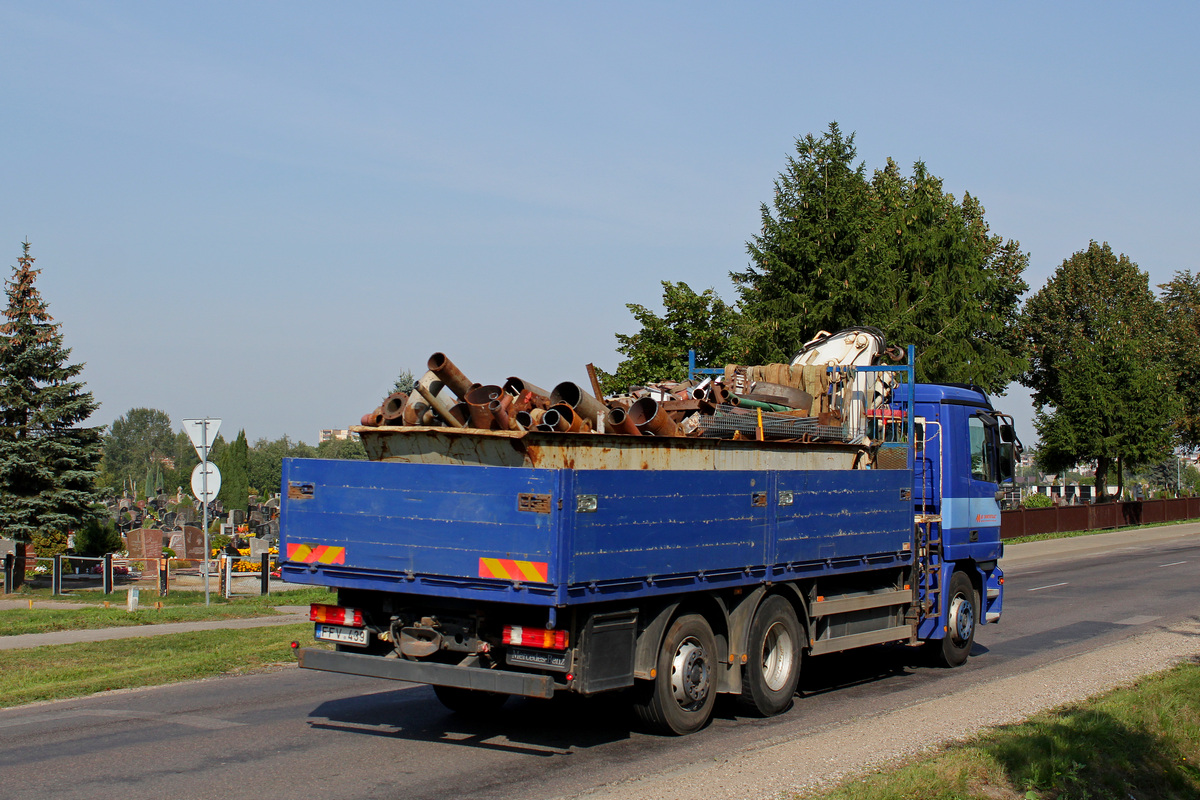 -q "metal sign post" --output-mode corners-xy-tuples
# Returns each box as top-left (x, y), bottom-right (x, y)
(184, 418), (222, 606)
